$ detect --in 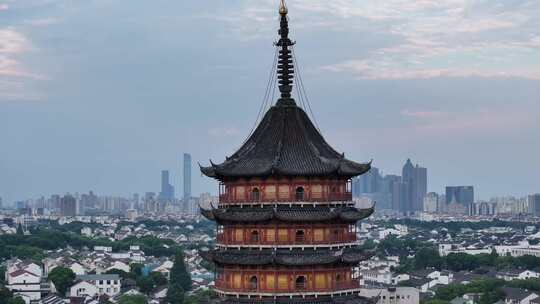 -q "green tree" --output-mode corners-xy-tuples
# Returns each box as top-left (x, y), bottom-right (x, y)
(16, 224), (24, 235)
(170, 252), (192, 291)
(136, 277), (155, 294)
(0, 287), (13, 304)
(423, 300), (450, 304)
(183, 289), (216, 304)
(0, 267), (6, 284)
(165, 283), (184, 304)
(48, 267), (76, 296)
(150, 272), (168, 287)
(445, 253), (480, 271)
(118, 295), (147, 304)
(479, 288), (505, 304)
(7, 297), (25, 304)
(130, 263), (144, 277)
(414, 248), (442, 270)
